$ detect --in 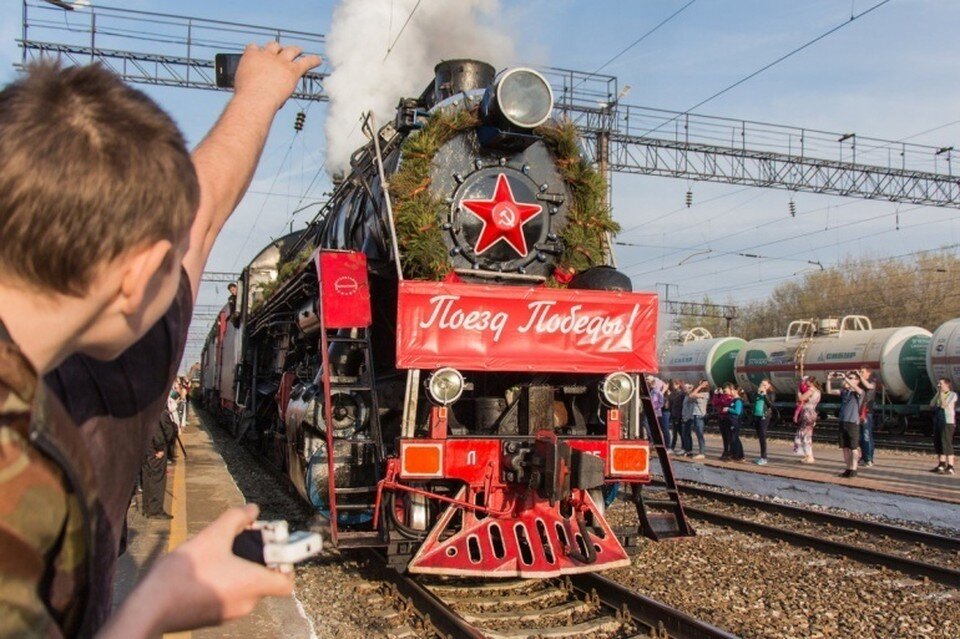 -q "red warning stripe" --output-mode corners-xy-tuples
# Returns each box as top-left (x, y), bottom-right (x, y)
(738, 360), (882, 374)
(660, 364), (709, 372)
